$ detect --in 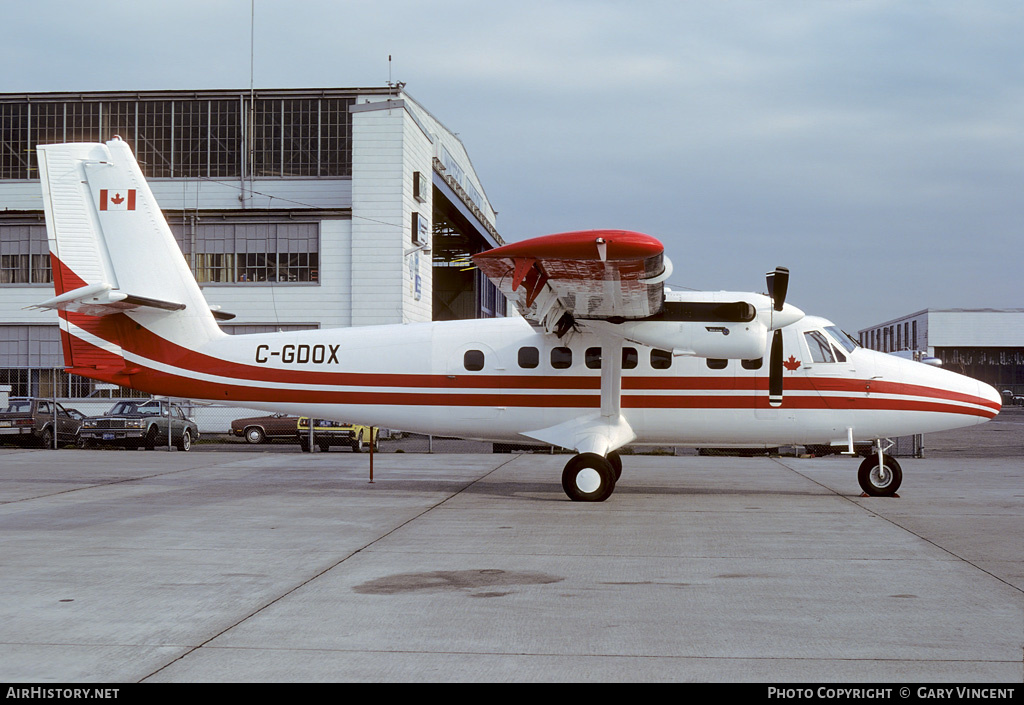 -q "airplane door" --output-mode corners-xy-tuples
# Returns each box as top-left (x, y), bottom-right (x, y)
(444, 341), (504, 420)
(800, 328), (861, 410)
